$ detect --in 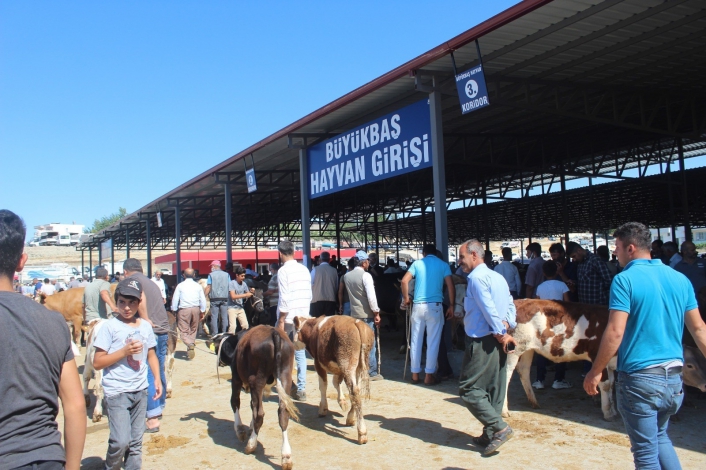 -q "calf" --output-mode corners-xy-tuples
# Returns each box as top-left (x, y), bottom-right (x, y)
(503, 299), (618, 421)
(292, 315), (373, 444)
(220, 325), (299, 470)
(82, 320), (106, 422)
(40, 288), (86, 345)
(683, 345), (706, 392)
